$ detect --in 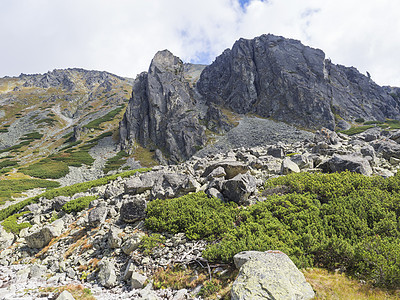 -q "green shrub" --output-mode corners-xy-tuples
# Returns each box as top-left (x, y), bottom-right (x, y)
(146, 192), (237, 240)
(0, 159), (18, 169)
(62, 195), (98, 213)
(339, 125), (374, 136)
(355, 118), (365, 123)
(21, 132), (43, 140)
(139, 233), (166, 255)
(145, 171), (400, 289)
(1, 211), (32, 234)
